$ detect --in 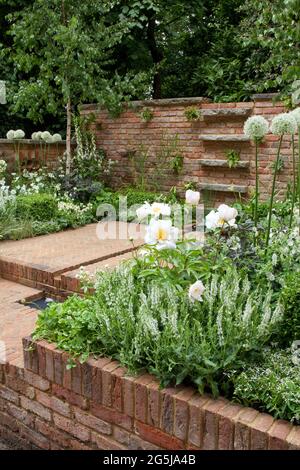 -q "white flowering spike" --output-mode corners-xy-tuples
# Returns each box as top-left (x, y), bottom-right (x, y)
(6, 130), (15, 140)
(244, 116), (269, 140)
(270, 113), (297, 135)
(188, 280), (205, 302)
(150, 202), (171, 218)
(290, 108), (300, 126)
(52, 133), (62, 143)
(14, 129), (25, 139)
(185, 189), (200, 205)
(145, 218), (179, 250)
(136, 202), (151, 220)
